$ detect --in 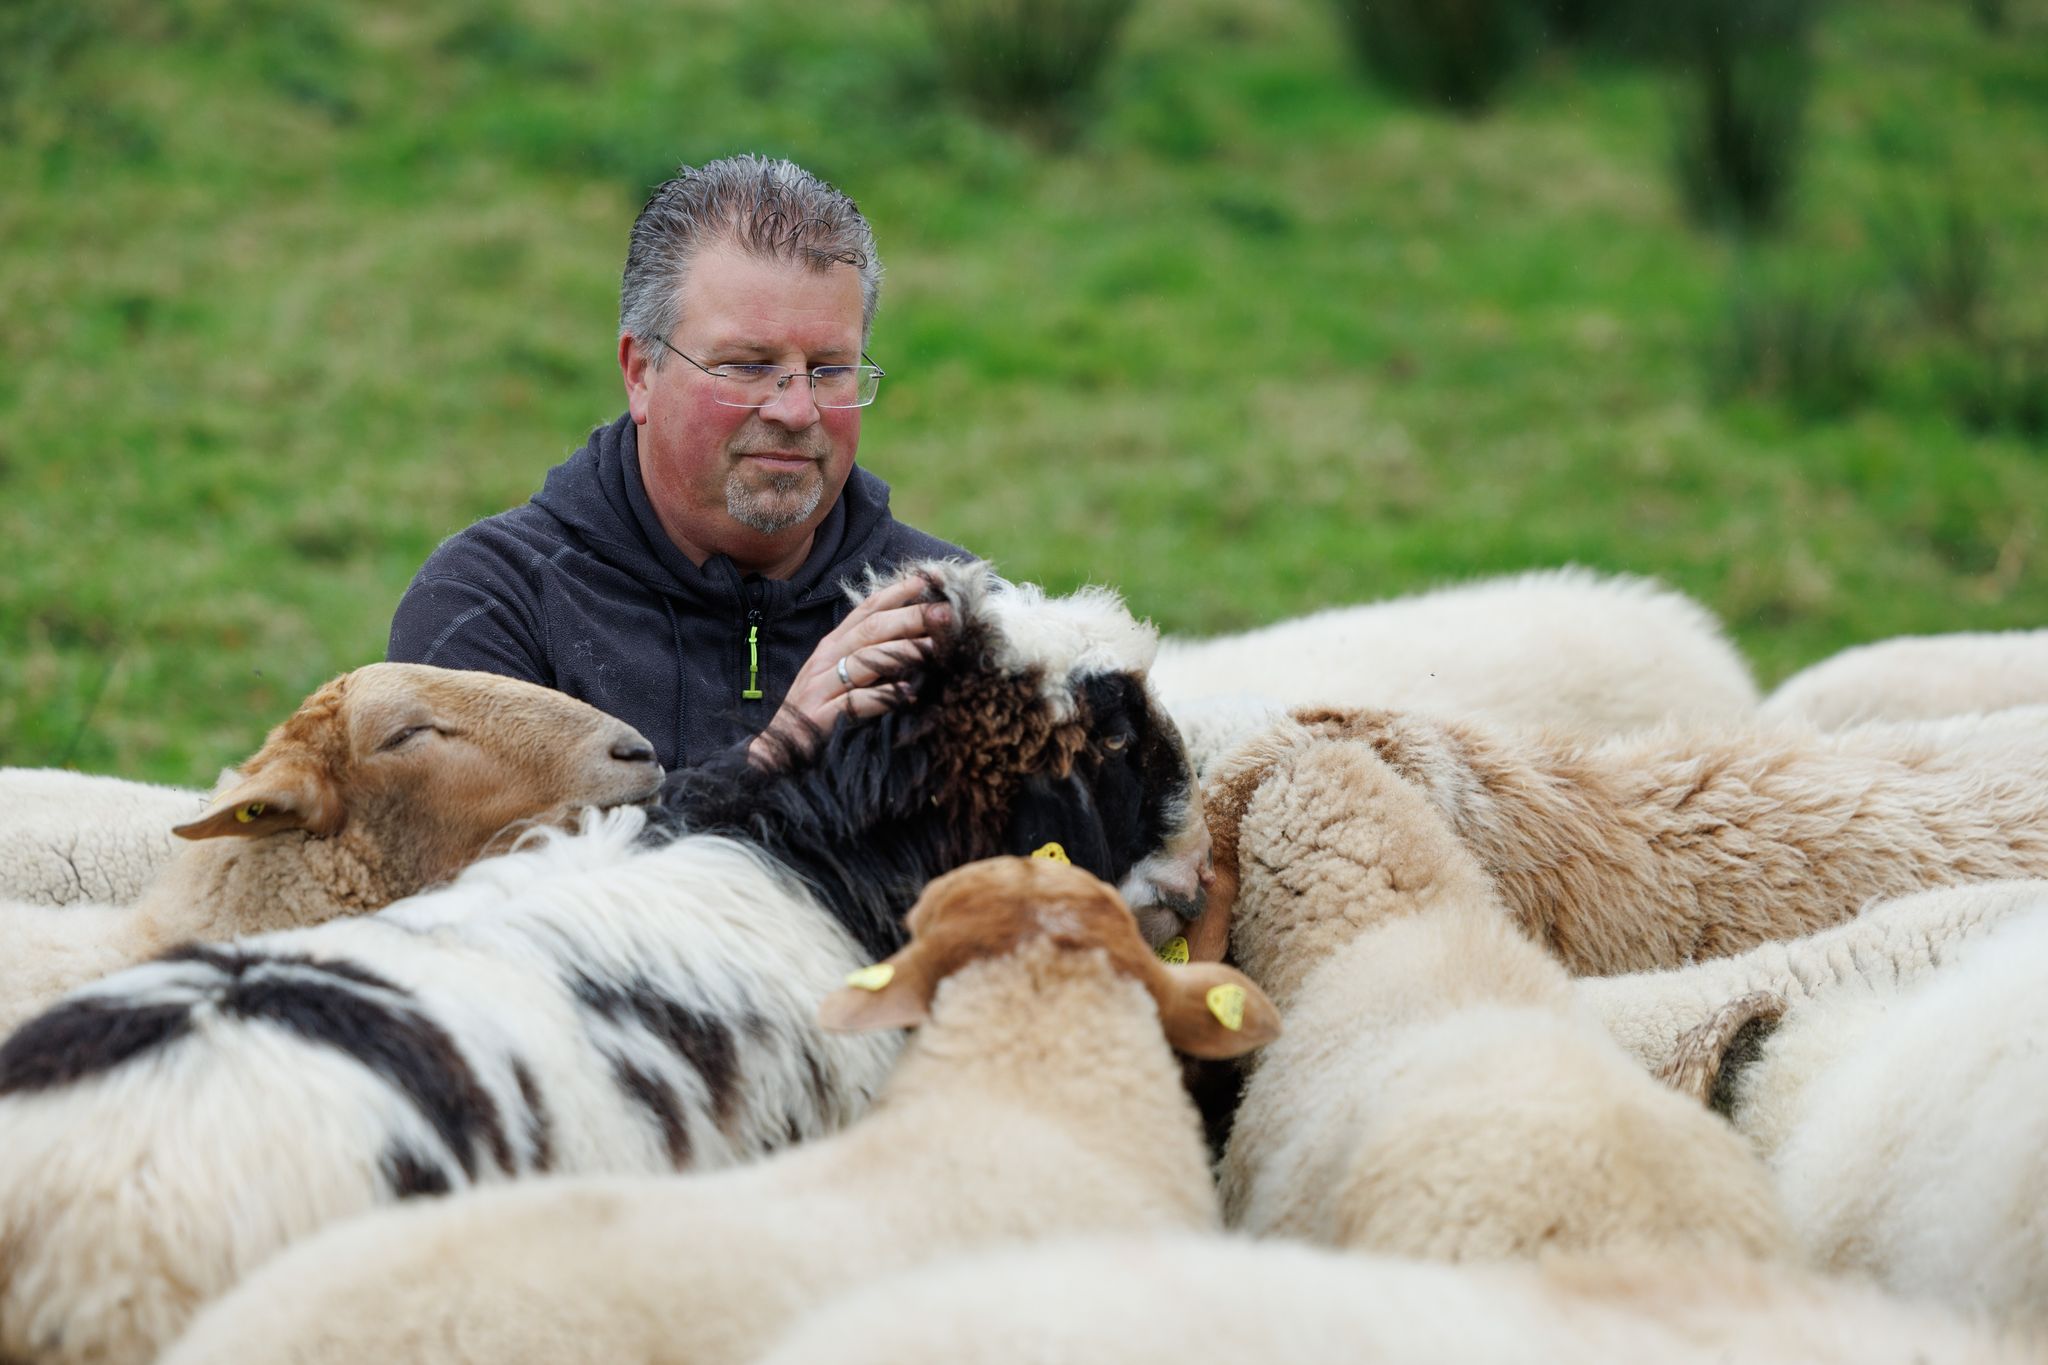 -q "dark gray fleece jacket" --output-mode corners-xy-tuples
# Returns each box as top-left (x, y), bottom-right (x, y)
(387, 413), (969, 771)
